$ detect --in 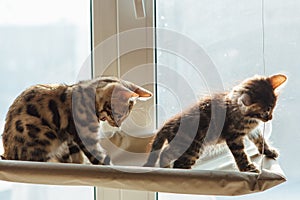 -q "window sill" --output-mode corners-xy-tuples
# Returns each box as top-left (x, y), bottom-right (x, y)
(0, 155), (285, 196)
